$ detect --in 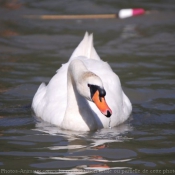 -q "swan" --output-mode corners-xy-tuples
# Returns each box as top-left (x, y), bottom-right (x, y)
(32, 32), (132, 131)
